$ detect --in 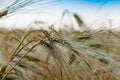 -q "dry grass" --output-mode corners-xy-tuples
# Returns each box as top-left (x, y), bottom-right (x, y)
(0, 25), (120, 80)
